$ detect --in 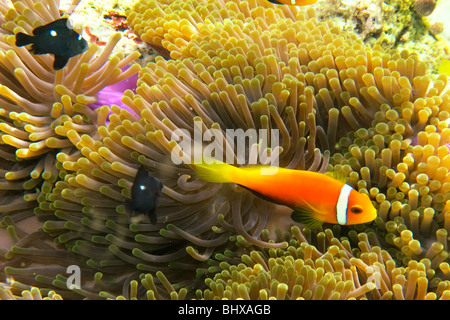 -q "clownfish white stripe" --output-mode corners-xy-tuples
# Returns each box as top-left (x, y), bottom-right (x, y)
(336, 184), (353, 225)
